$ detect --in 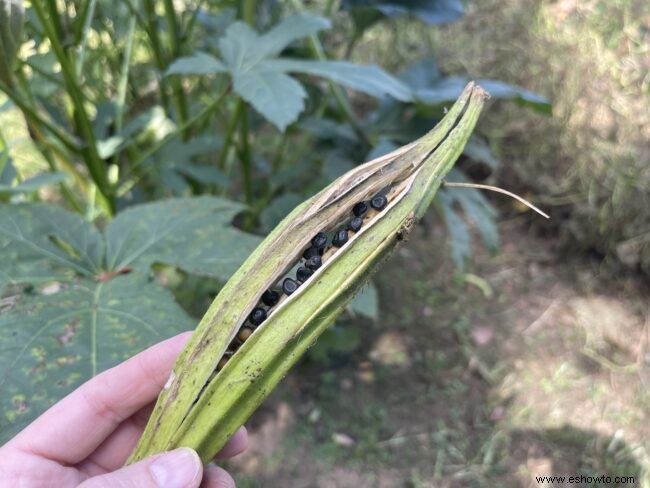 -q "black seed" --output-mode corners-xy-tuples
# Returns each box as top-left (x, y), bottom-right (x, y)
(305, 255), (322, 270)
(303, 246), (324, 260)
(311, 232), (328, 248)
(332, 228), (349, 247)
(352, 201), (369, 217)
(261, 289), (279, 307)
(283, 278), (299, 295)
(296, 266), (314, 283)
(348, 216), (363, 232)
(370, 194), (388, 210)
(249, 307), (267, 326)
